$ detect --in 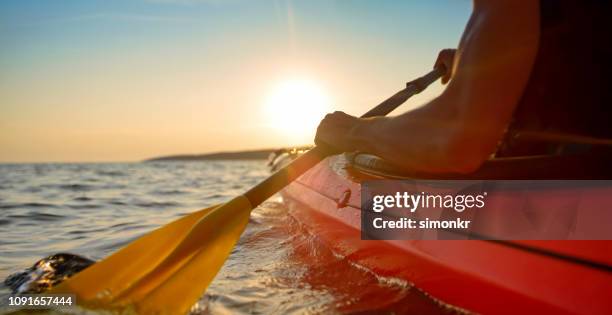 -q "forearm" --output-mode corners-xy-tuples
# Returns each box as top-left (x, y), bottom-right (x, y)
(349, 94), (479, 173)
